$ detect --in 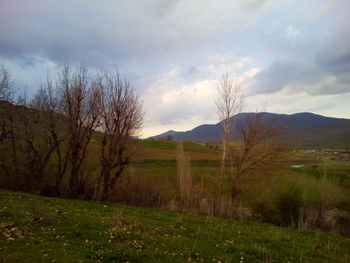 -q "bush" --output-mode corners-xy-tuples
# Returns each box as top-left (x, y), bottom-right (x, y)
(250, 178), (306, 227)
(251, 200), (281, 224)
(108, 168), (173, 208)
(276, 184), (305, 227)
